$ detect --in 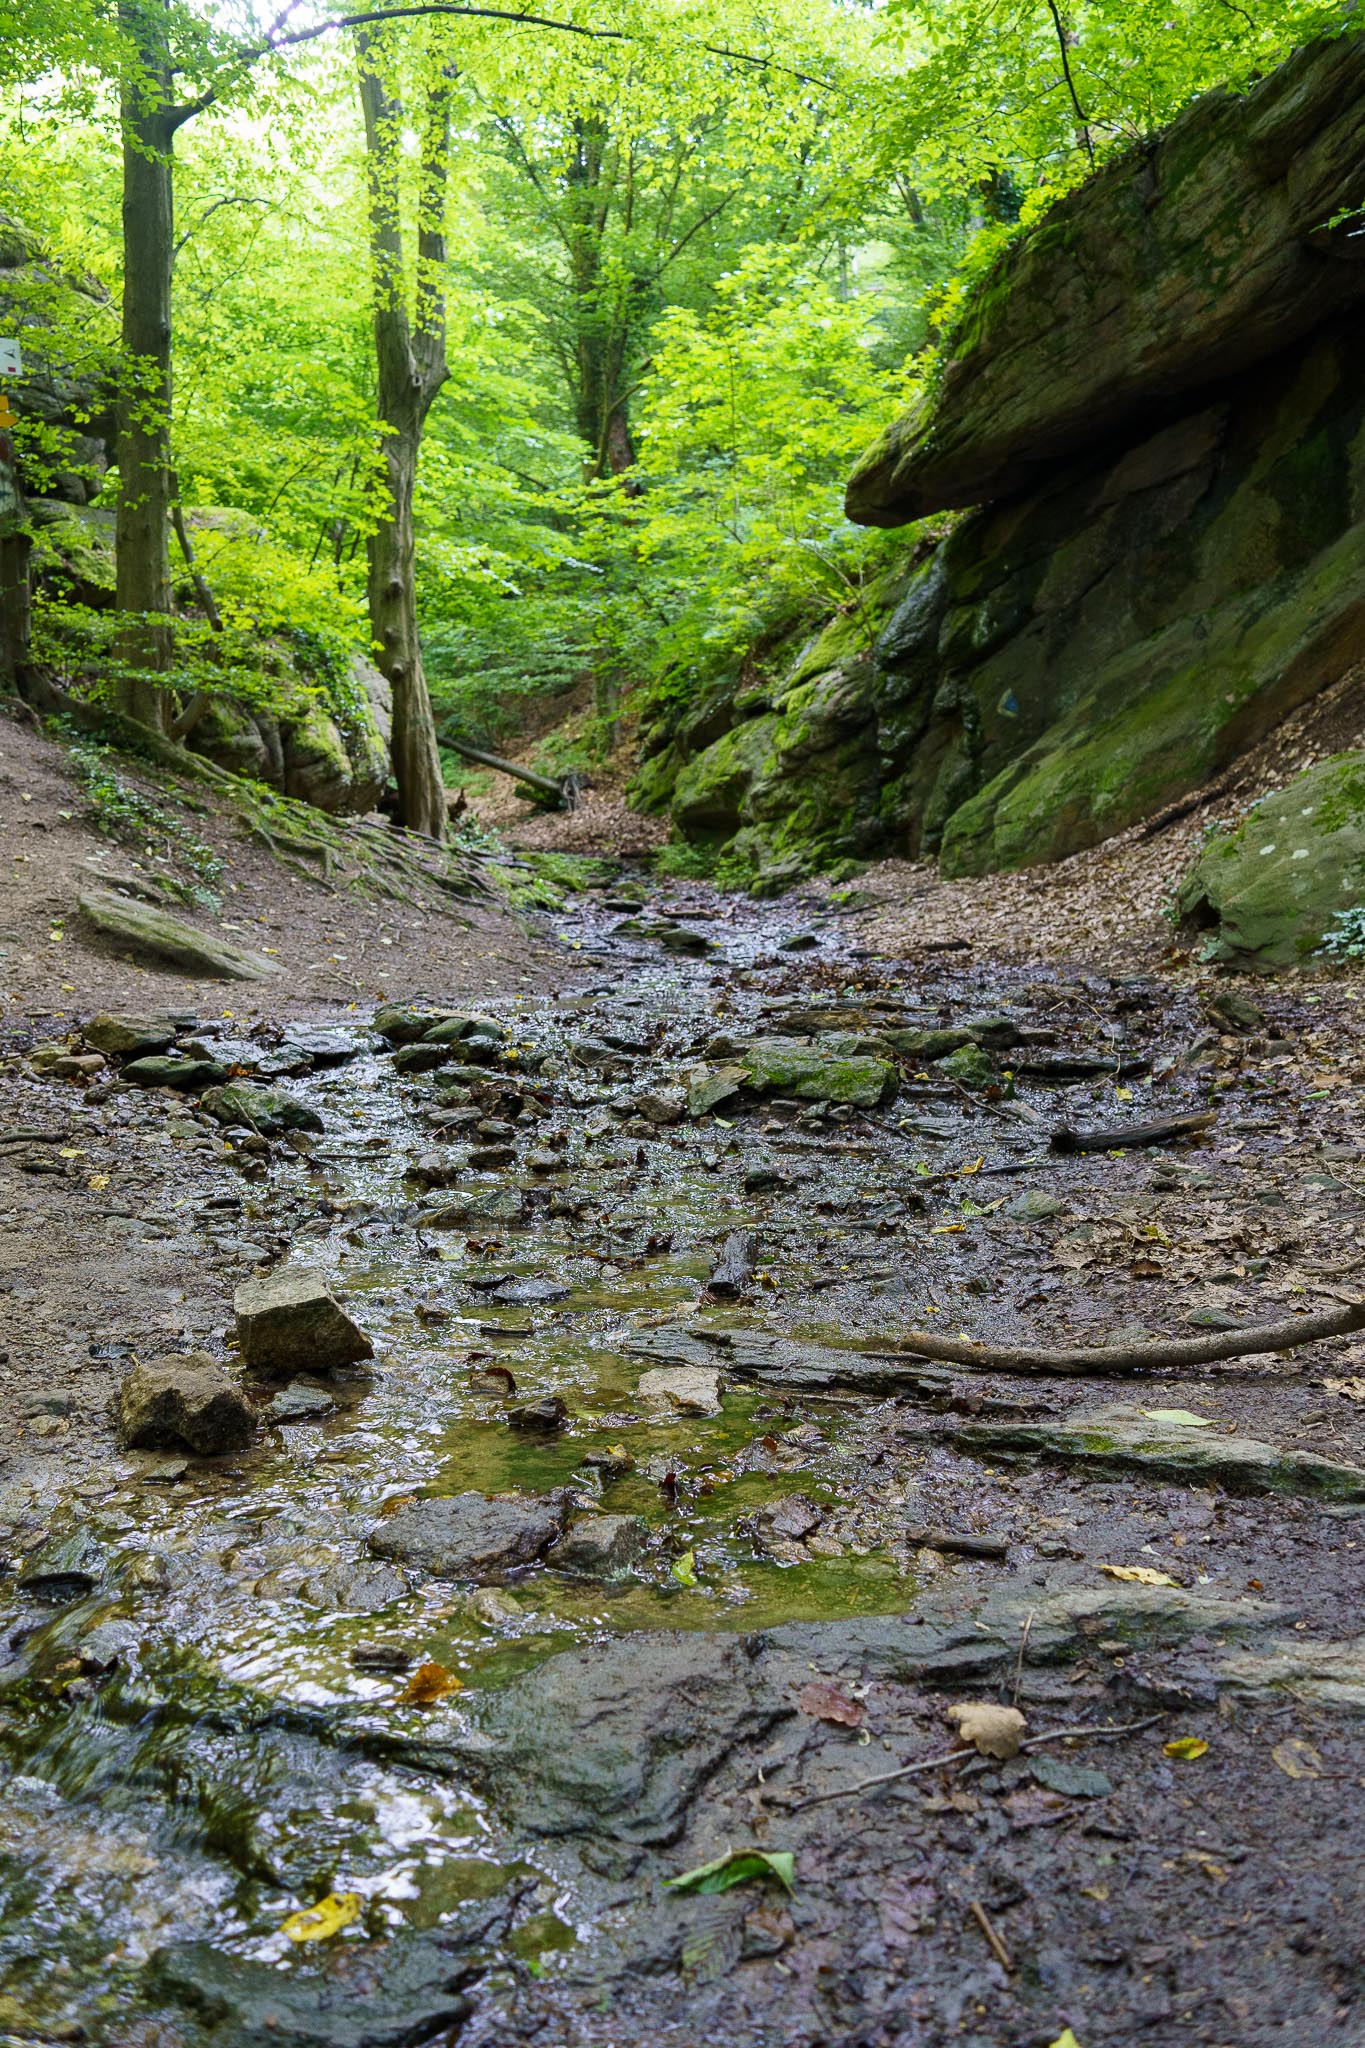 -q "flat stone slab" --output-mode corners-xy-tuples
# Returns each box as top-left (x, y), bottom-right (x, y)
(234, 1270), (373, 1379)
(636, 1364), (723, 1415)
(203, 1082), (324, 1135)
(116, 1354), (256, 1456)
(368, 1492), (566, 1581)
(465, 1633), (790, 1842)
(82, 1012), (181, 1057)
(78, 889), (283, 982)
(624, 1325), (955, 1402)
(954, 1402), (1365, 1500)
